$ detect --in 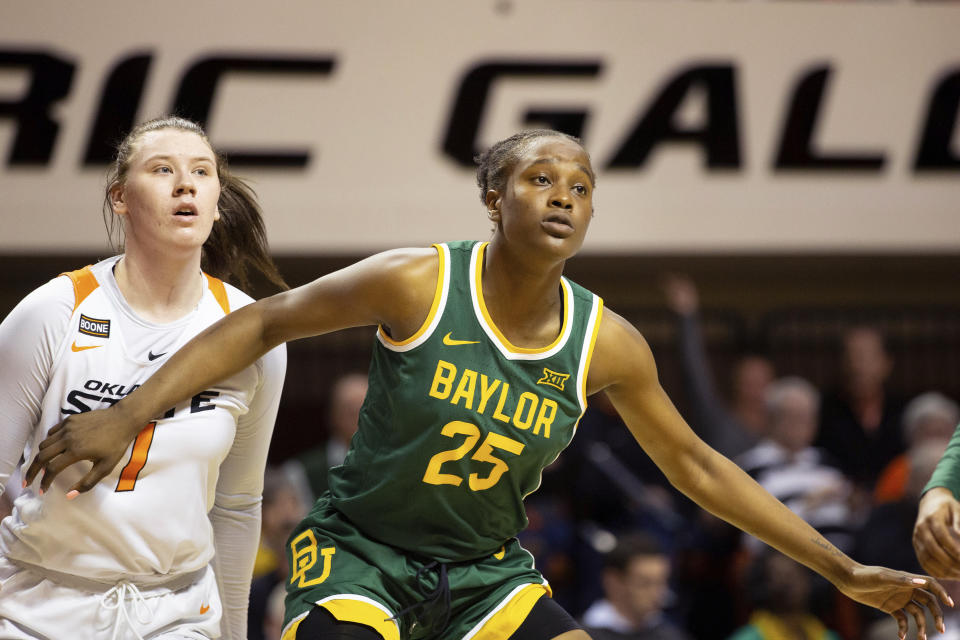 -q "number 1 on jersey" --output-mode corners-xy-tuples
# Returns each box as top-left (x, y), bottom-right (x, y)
(116, 421), (156, 492)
